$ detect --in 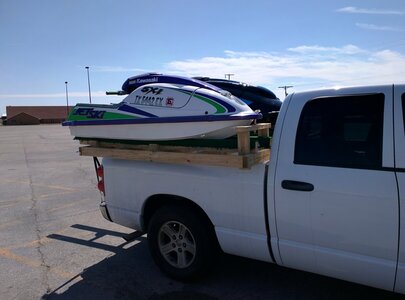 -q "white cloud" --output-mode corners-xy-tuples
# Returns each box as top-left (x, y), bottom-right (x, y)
(337, 6), (403, 15)
(356, 23), (403, 32)
(288, 44), (365, 55)
(164, 45), (405, 97)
